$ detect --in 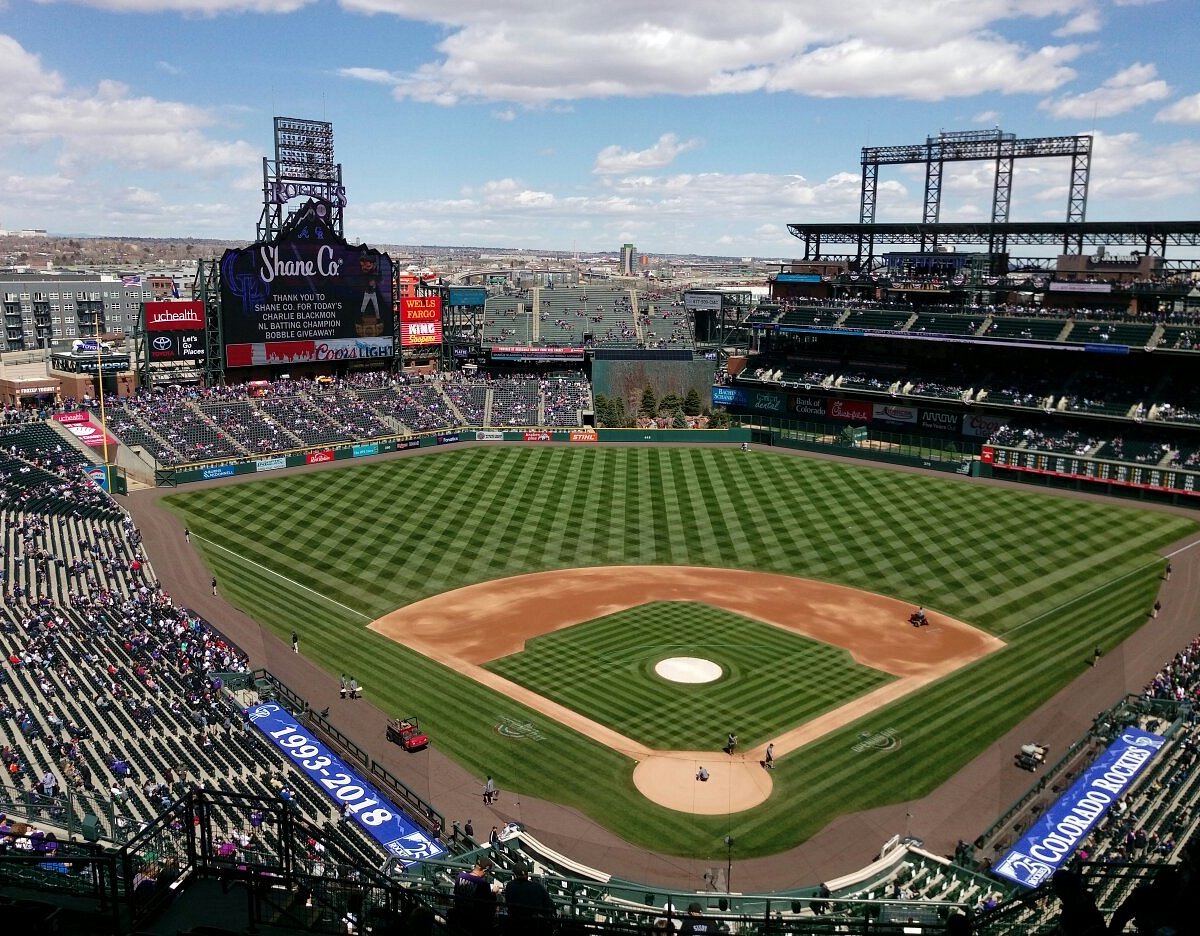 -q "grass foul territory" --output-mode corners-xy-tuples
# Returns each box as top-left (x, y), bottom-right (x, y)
(164, 446), (1194, 859)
